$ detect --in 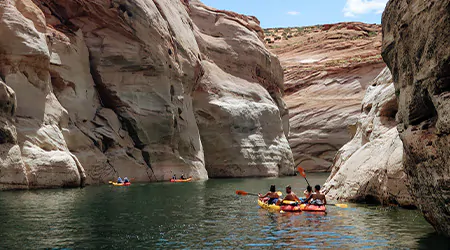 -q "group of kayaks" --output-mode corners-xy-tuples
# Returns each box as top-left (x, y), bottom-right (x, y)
(258, 198), (326, 213)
